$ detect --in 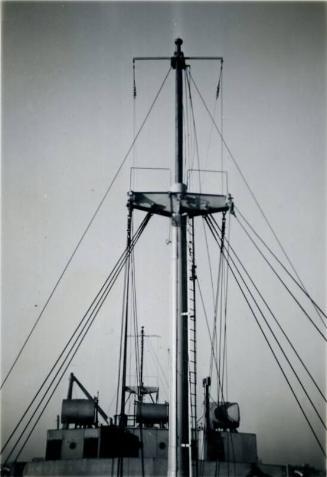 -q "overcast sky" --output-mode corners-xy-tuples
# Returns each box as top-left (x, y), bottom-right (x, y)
(1, 1), (326, 469)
